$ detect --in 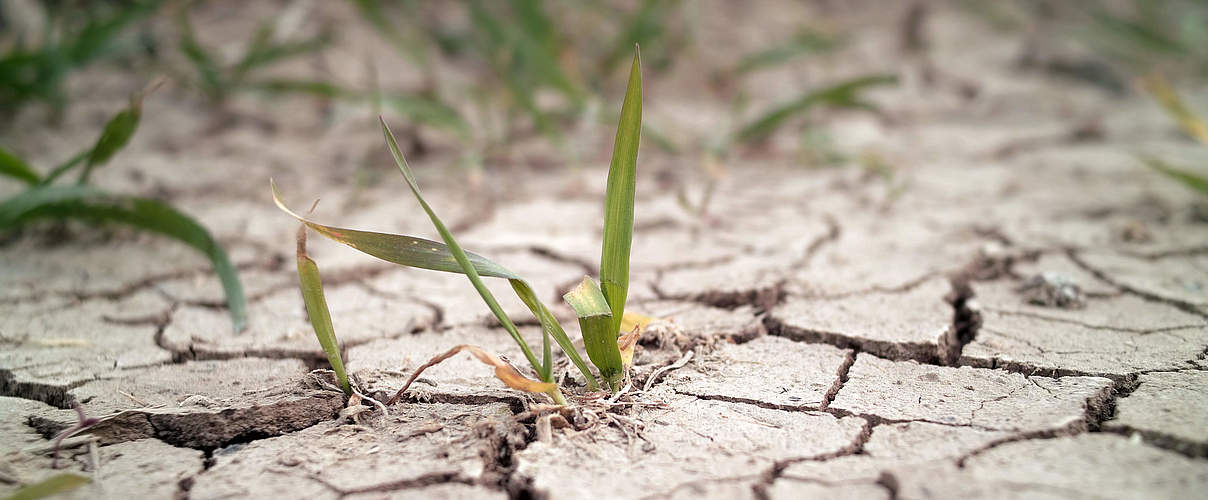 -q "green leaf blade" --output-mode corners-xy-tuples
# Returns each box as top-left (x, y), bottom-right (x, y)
(272, 183), (518, 280)
(0, 147), (41, 185)
(379, 118), (544, 376)
(78, 93), (146, 184)
(1140, 156), (1208, 196)
(0, 186), (247, 332)
(600, 47), (643, 337)
(378, 120), (602, 389)
(564, 277), (623, 390)
(296, 230), (351, 395)
(509, 279), (599, 389)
